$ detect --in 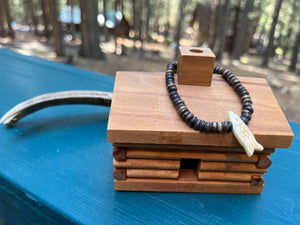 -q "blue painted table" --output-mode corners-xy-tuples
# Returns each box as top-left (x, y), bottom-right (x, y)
(0, 49), (299, 225)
